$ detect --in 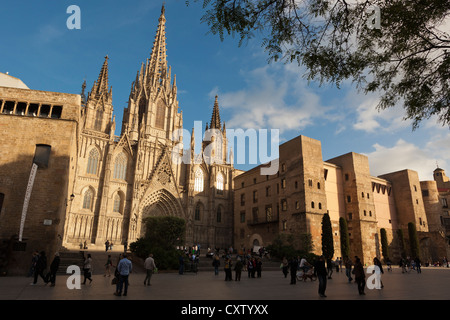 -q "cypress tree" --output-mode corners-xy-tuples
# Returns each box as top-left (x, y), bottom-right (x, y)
(321, 213), (334, 260)
(339, 217), (350, 259)
(380, 228), (389, 261)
